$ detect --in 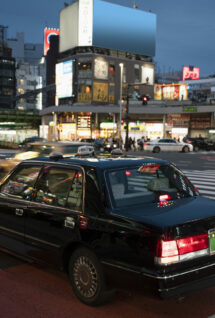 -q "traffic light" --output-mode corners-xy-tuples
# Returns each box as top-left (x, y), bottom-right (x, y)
(142, 95), (148, 105)
(121, 119), (124, 125)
